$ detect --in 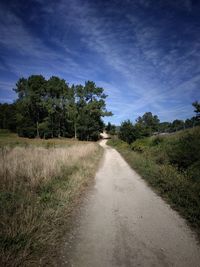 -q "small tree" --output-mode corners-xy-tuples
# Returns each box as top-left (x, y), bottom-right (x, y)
(119, 120), (136, 144)
(193, 101), (200, 120)
(171, 120), (185, 132)
(135, 112), (160, 136)
(105, 122), (116, 135)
